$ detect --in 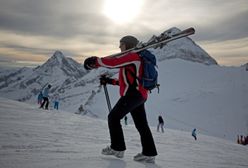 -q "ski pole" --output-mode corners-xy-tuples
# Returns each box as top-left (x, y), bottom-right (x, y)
(103, 84), (112, 113)
(100, 74), (112, 113)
